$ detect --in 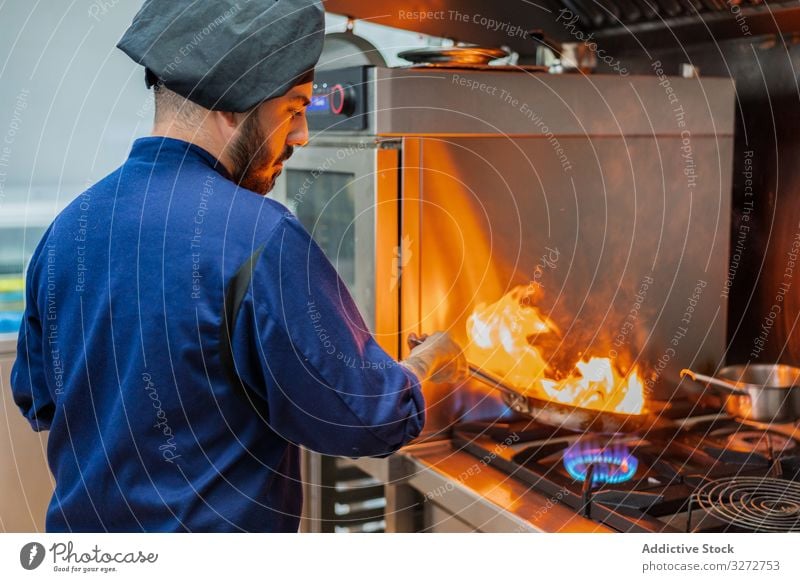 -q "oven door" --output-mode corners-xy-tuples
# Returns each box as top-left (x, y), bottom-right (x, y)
(271, 138), (401, 358)
(272, 138), (403, 534)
